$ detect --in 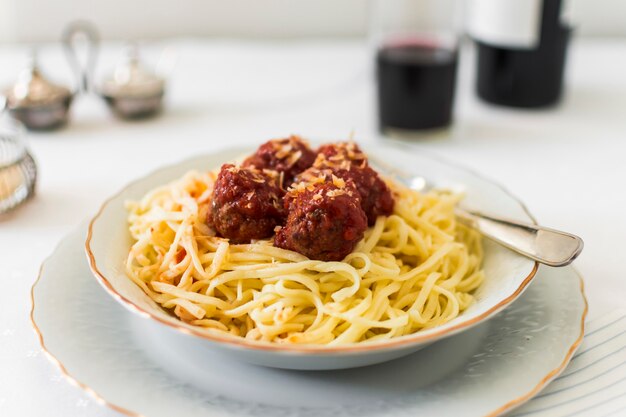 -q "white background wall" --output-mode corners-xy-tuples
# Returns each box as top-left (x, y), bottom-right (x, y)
(0, 0), (625, 42)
